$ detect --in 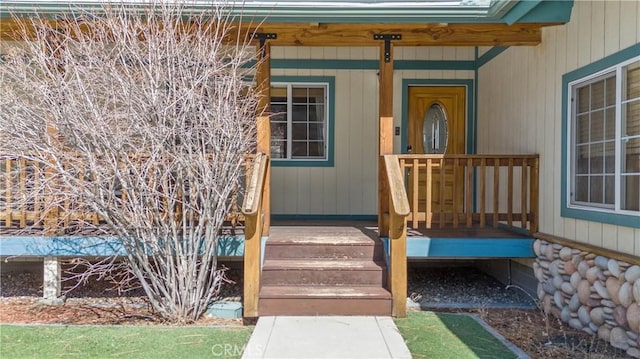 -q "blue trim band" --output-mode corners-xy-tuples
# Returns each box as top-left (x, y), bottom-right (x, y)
(560, 43), (640, 229)
(0, 236), (248, 257)
(381, 237), (535, 258)
(476, 46), (509, 68)
(394, 60), (476, 71)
